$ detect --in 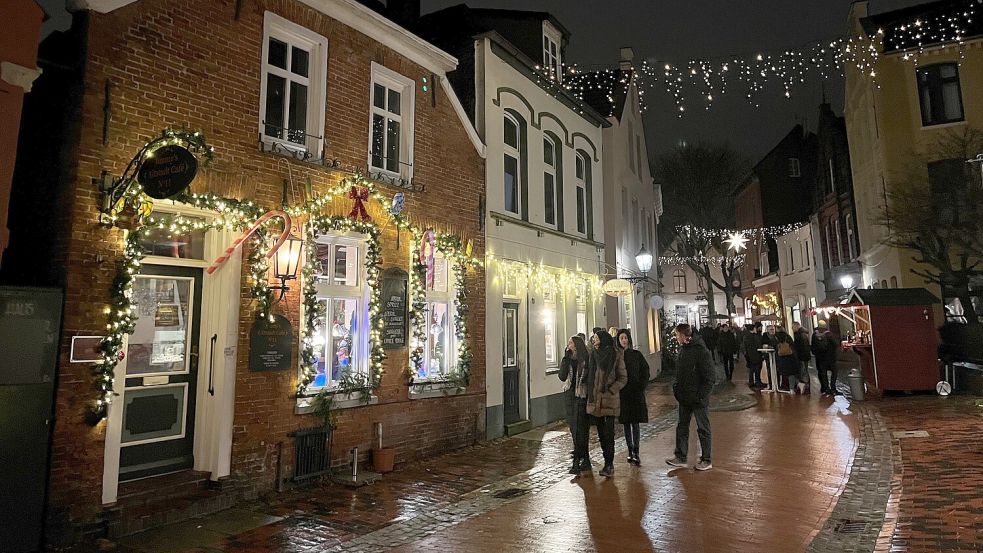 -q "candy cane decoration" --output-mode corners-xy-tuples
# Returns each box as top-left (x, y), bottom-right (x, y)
(207, 210), (292, 274)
